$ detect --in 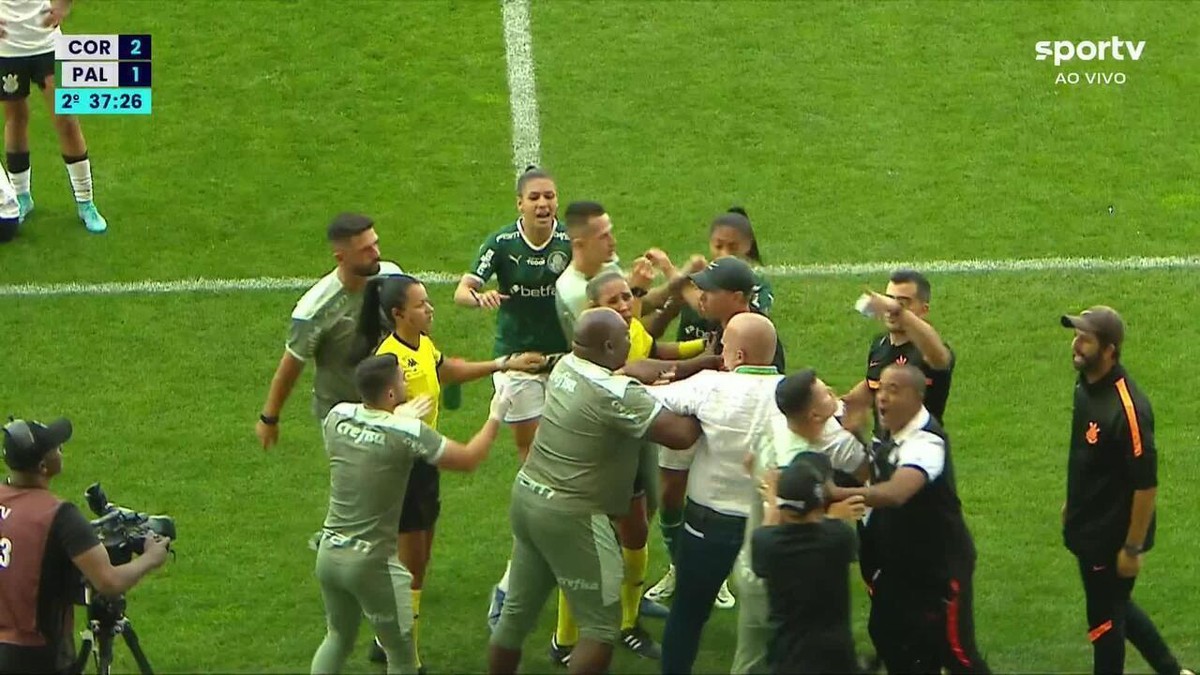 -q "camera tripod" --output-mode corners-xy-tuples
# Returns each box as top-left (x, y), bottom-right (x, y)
(69, 589), (154, 675)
